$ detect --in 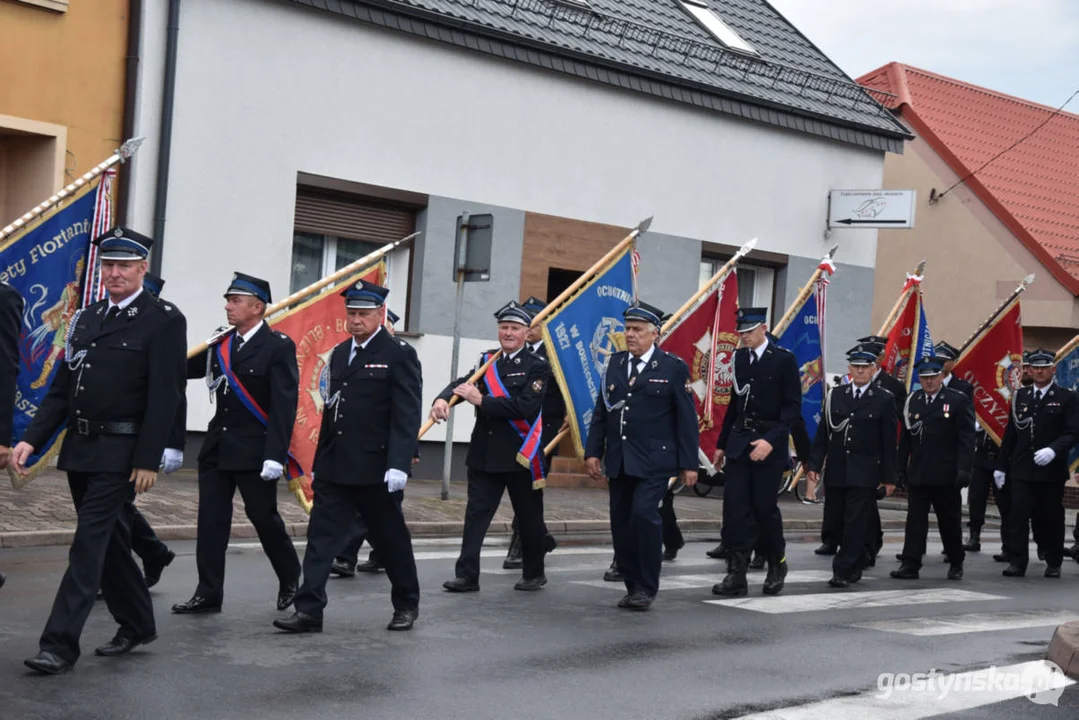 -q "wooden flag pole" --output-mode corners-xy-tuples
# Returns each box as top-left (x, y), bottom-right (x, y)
(957, 274), (1035, 358)
(186, 232), (419, 358)
(0, 137), (144, 244)
(771, 245), (839, 338)
(876, 259), (927, 336)
(540, 235), (755, 456)
(418, 216), (654, 440)
(1056, 333), (1079, 363)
